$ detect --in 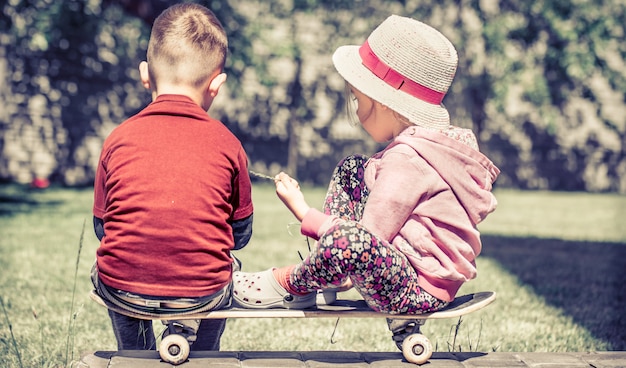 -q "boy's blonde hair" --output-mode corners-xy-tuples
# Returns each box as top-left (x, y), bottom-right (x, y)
(147, 3), (227, 89)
